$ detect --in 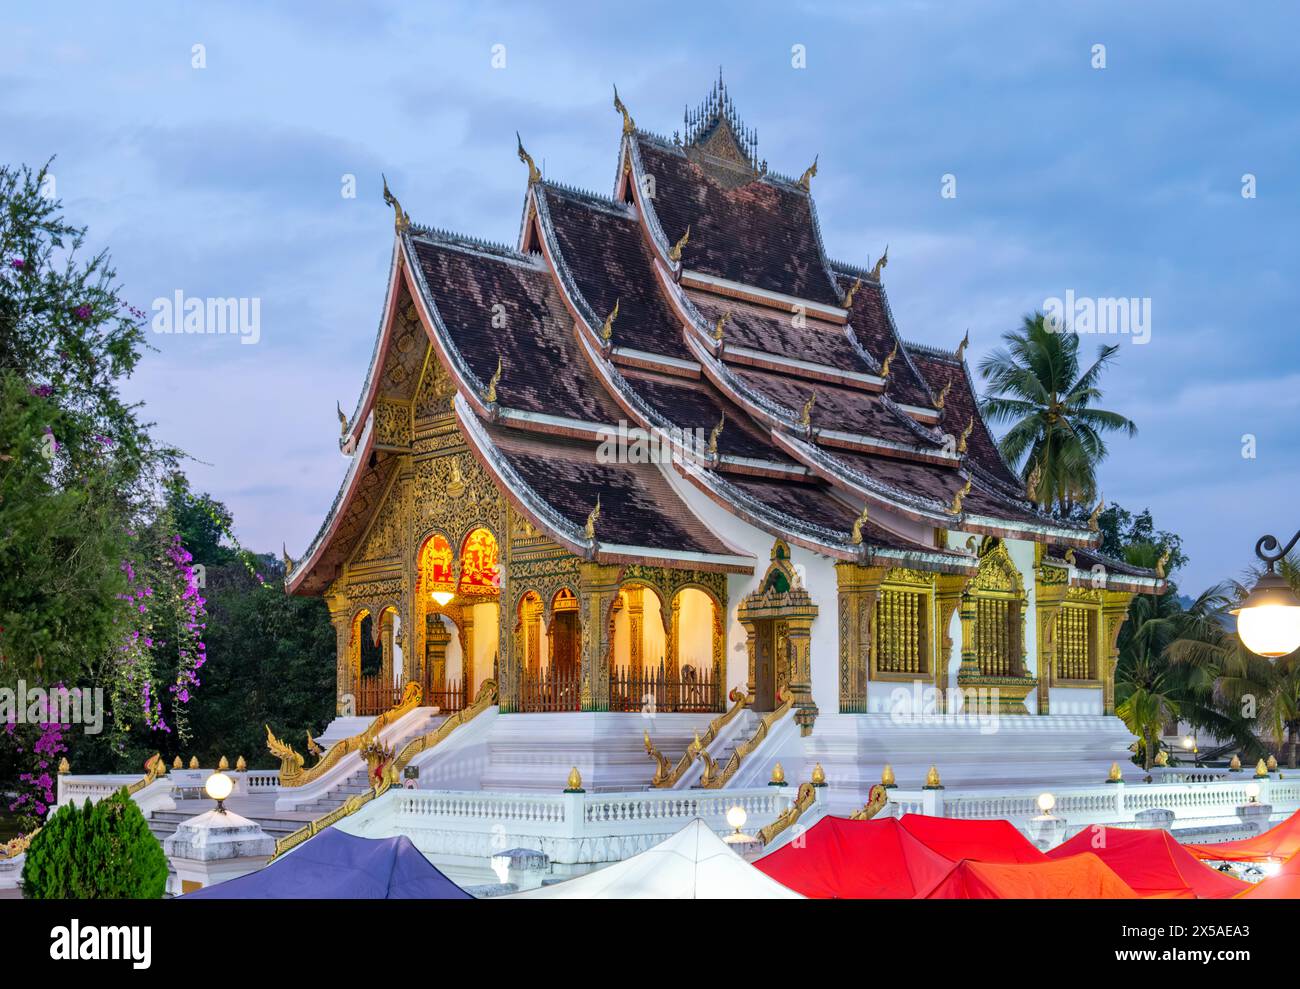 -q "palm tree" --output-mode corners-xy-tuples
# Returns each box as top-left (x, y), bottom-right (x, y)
(1116, 660), (1179, 771)
(978, 313), (1136, 514)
